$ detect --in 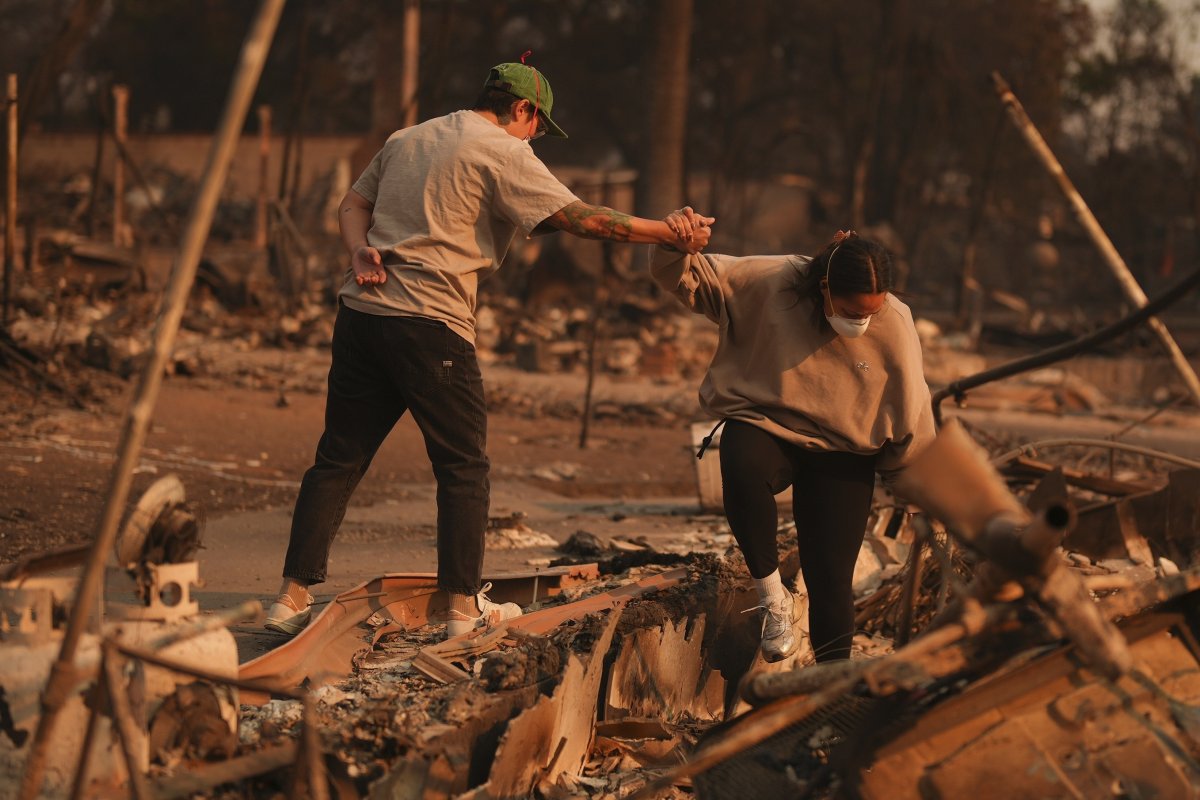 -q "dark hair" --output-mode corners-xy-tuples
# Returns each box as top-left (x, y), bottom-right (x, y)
(792, 232), (895, 327)
(471, 88), (522, 124)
